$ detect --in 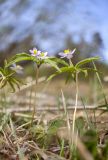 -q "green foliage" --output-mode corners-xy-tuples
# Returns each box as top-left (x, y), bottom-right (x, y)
(49, 57), (68, 66)
(31, 119), (64, 148)
(6, 53), (34, 67)
(75, 116), (86, 136)
(6, 53), (61, 71)
(82, 129), (98, 158)
(44, 58), (61, 71)
(47, 56), (100, 81)
(101, 142), (108, 160)
(0, 62), (23, 92)
(1, 48), (106, 160)
(75, 56), (99, 68)
(0, 49), (100, 91)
